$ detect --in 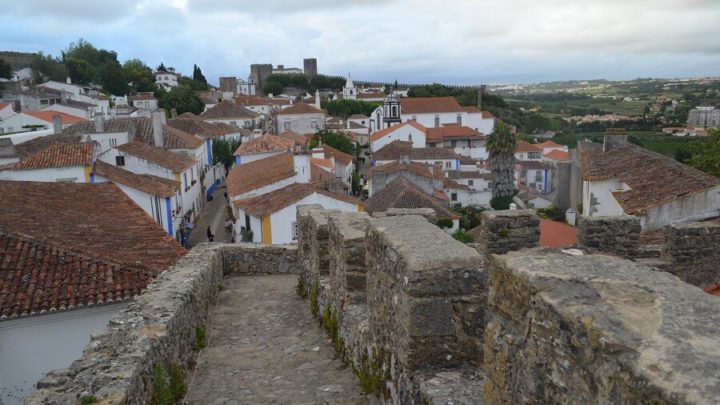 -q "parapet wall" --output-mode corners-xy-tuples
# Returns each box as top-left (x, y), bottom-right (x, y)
(223, 243), (298, 275)
(476, 210), (540, 254)
(485, 249), (720, 404)
(577, 216), (641, 258)
(662, 222), (720, 287)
